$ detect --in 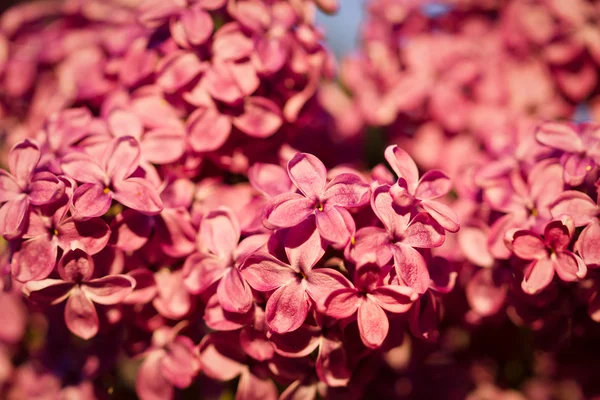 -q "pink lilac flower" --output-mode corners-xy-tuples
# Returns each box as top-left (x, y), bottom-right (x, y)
(385, 145), (460, 233)
(265, 152), (370, 247)
(323, 261), (416, 348)
(242, 218), (350, 333)
(197, 331), (278, 400)
(136, 324), (200, 400)
(10, 180), (110, 282)
(0, 139), (64, 239)
(350, 184), (445, 295)
(507, 218), (587, 294)
(23, 248), (135, 339)
(535, 121), (600, 186)
(183, 207), (268, 313)
(61, 136), (163, 219)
